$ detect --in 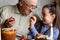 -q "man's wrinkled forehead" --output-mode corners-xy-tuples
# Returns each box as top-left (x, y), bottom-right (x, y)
(19, 0), (37, 6)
